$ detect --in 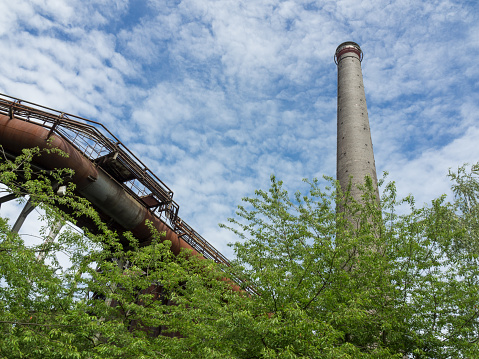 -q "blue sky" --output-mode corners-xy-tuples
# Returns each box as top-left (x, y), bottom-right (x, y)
(0, 0), (478, 259)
